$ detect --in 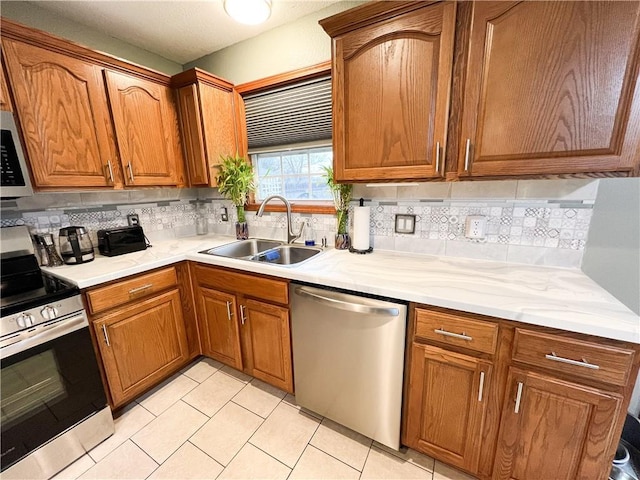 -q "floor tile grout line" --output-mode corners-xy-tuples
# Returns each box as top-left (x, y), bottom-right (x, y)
(229, 398), (278, 419)
(304, 443), (365, 475)
(247, 439), (301, 474)
(370, 443), (436, 475)
(359, 442), (373, 480)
